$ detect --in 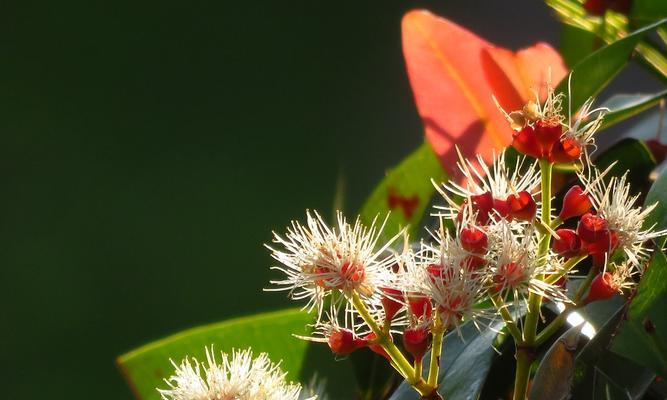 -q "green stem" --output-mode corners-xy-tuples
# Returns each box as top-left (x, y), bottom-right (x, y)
(512, 160), (552, 400)
(427, 318), (445, 388)
(490, 291), (523, 342)
(524, 160), (553, 345)
(350, 292), (433, 396)
(513, 347), (532, 400)
(545, 255), (587, 285)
